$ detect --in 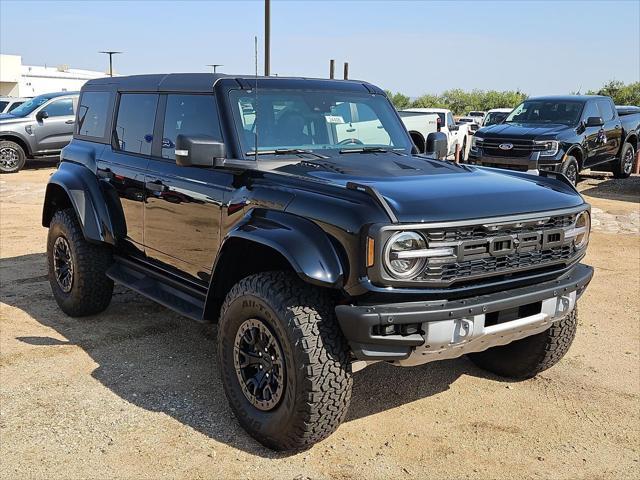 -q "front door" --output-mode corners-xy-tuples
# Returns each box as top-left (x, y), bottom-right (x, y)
(143, 93), (233, 284)
(593, 98), (622, 166)
(33, 96), (76, 153)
